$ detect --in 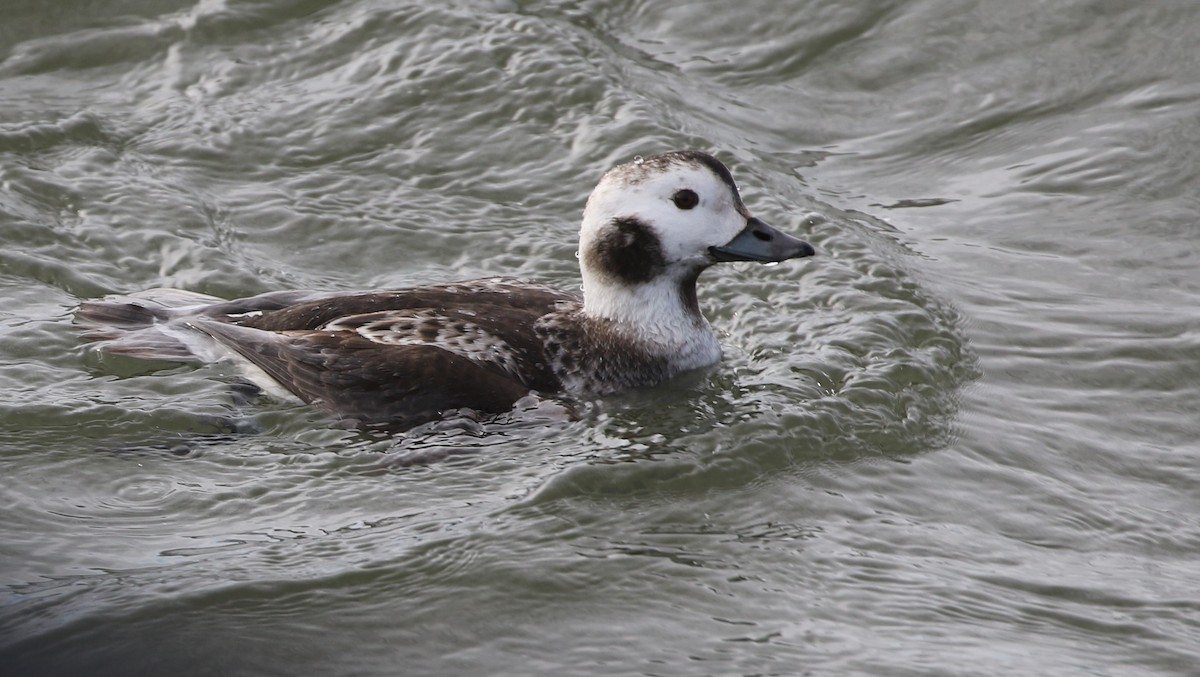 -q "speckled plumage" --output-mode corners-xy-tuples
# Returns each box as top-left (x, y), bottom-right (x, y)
(77, 151), (815, 431)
